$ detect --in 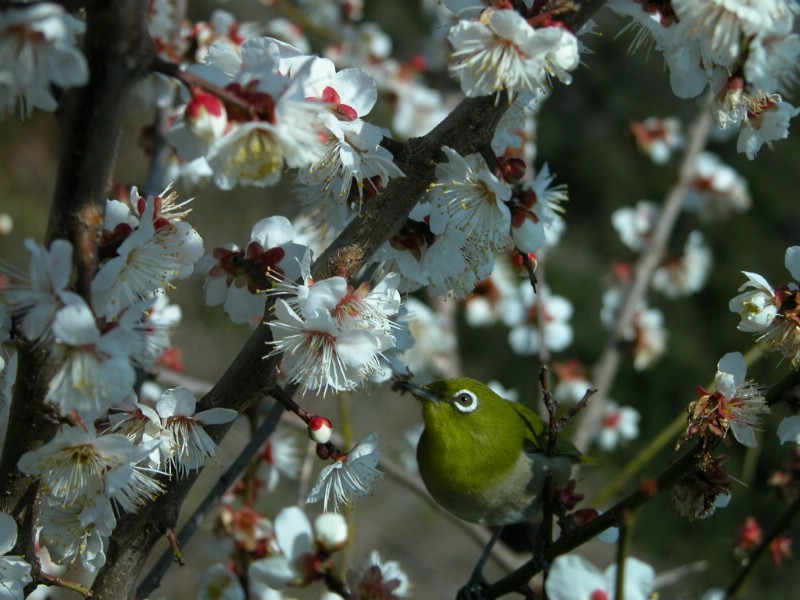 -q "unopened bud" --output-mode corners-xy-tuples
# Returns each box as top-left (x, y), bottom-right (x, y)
(498, 157), (526, 183)
(316, 443), (332, 460)
(308, 415), (334, 444)
(510, 207), (545, 254)
(185, 91), (227, 143)
(314, 512), (348, 552)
